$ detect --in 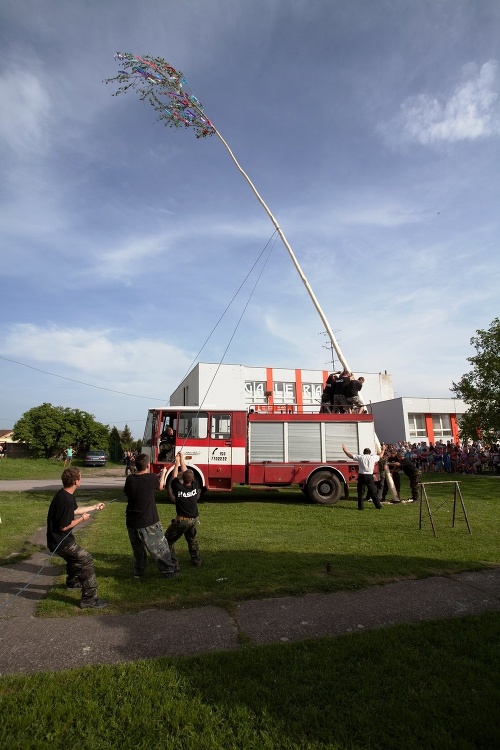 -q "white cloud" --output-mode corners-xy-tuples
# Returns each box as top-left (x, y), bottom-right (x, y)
(386, 61), (500, 146)
(0, 69), (51, 155)
(0, 324), (192, 400)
